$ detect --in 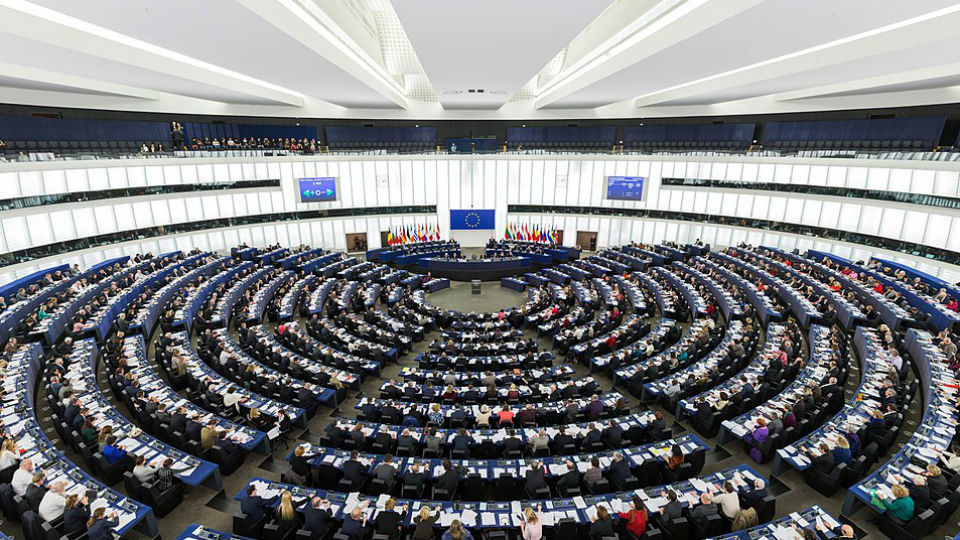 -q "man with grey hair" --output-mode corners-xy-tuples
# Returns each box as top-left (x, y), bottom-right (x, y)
(689, 491), (719, 530)
(38, 481), (67, 521)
